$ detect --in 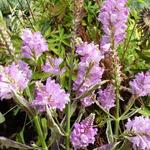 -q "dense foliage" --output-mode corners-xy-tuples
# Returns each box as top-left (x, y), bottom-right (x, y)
(0, 0), (150, 150)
